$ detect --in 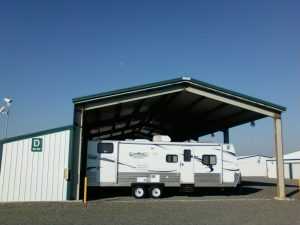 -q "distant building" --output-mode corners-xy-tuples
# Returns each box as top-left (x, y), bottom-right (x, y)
(238, 155), (272, 177)
(238, 151), (300, 179)
(266, 151), (300, 179)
